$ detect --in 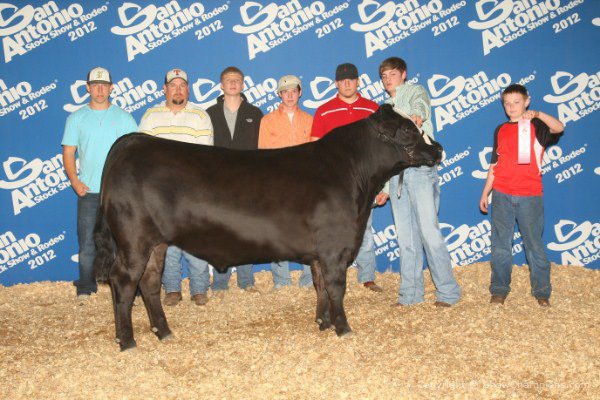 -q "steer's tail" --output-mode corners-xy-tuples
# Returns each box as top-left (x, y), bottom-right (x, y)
(92, 206), (115, 283)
